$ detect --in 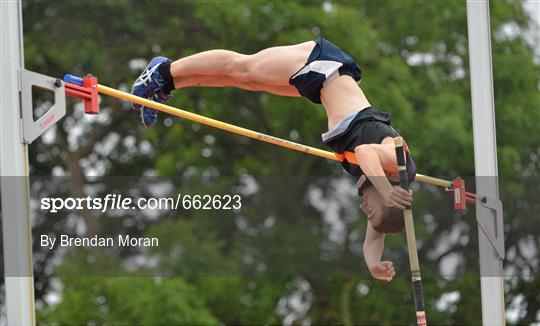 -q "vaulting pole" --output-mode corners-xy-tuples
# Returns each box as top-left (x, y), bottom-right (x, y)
(394, 137), (426, 326)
